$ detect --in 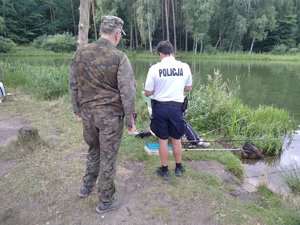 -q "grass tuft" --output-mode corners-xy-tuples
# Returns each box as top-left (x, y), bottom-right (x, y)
(281, 162), (300, 195)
